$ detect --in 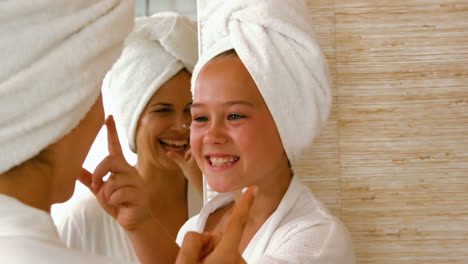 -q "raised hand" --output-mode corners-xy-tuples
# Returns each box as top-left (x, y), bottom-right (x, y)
(176, 186), (257, 264)
(167, 148), (203, 195)
(78, 115), (151, 231)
